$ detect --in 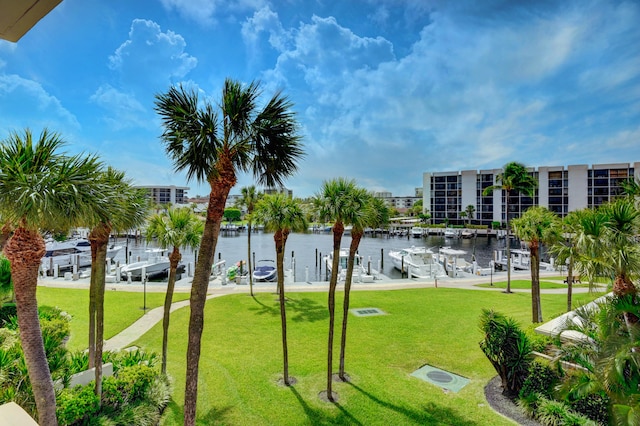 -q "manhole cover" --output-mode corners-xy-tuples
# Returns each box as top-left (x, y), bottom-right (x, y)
(411, 364), (469, 392)
(350, 307), (386, 317)
(426, 370), (453, 383)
